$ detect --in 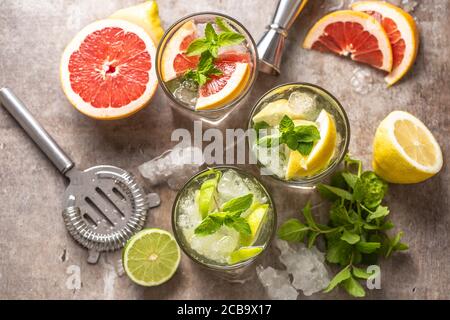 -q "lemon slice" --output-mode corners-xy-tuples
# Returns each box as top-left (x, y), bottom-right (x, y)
(240, 204), (269, 246)
(286, 110), (337, 179)
(229, 246), (264, 264)
(253, 99), (305, 126)
(123, 229), (180, 287)
(373, 111), (443, 183)
(109, 1), (164, 45)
